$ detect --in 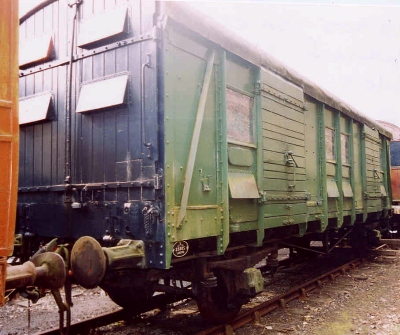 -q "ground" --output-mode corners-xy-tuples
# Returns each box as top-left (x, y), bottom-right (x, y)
(242, 254), (400, 335)
(1, 254), (399, 335)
